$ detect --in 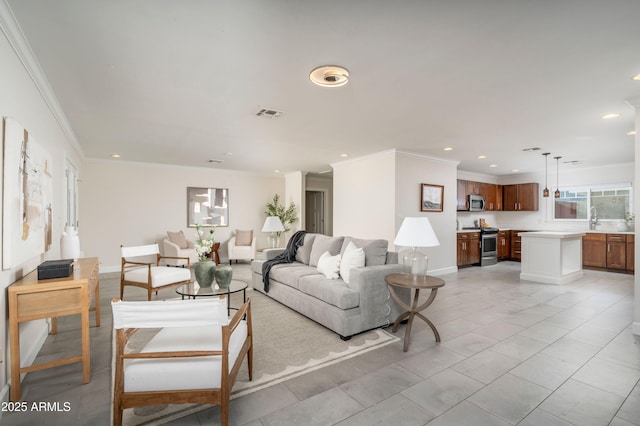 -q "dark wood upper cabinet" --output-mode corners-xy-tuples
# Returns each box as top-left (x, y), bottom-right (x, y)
(502, 183), (539, 211)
